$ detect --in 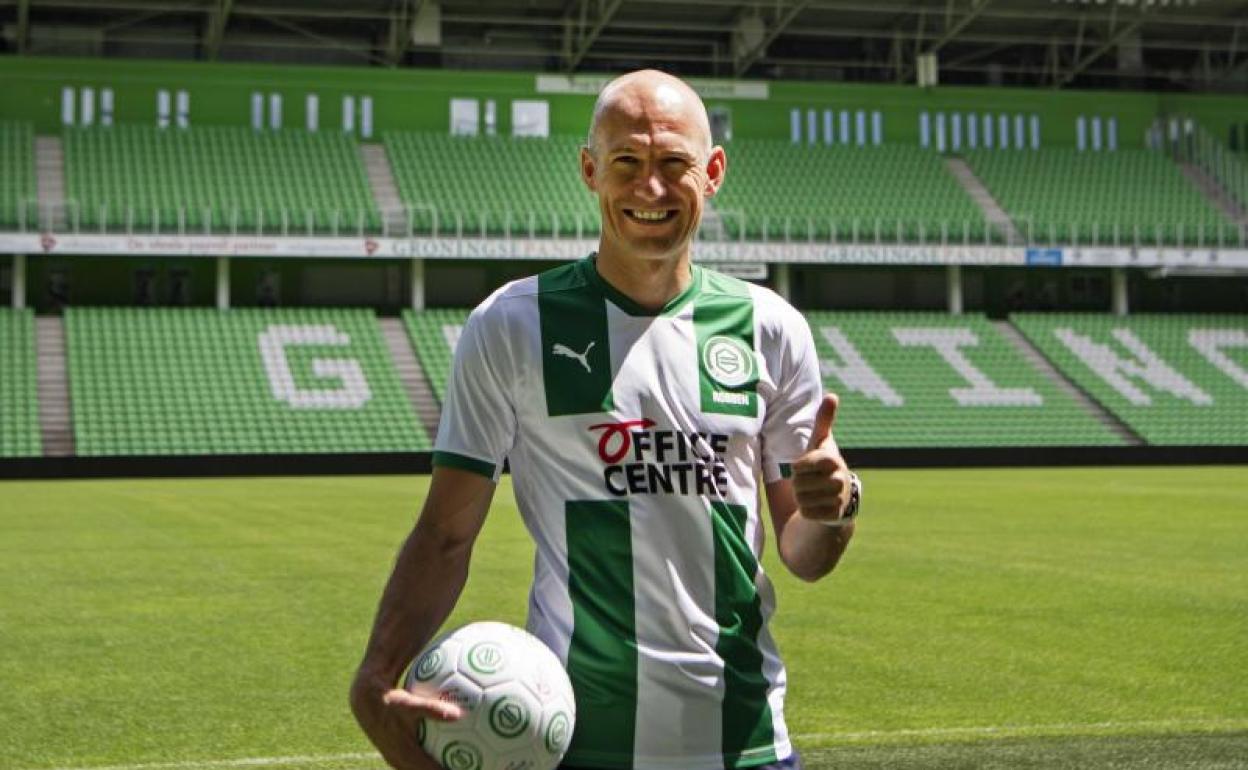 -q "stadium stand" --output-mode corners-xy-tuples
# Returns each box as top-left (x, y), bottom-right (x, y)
(65, 307), (430, 455)
(1, 121), (35, 230)
(0, 309), (41, 457)
(62, 125), (380, 233)
(712, 142), (993, 242)
(967, 148), (1239, 247)
(29, 120), (1248, 251)
(1012, 314), (1248, 445)
(805, 311), (1125, 447)
(402, 307), (468, 405)
(384, 132), (599, 236)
